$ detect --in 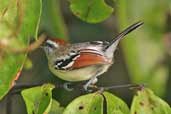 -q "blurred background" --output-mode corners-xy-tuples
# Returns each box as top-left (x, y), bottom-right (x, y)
(0, 0), (171, 114)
